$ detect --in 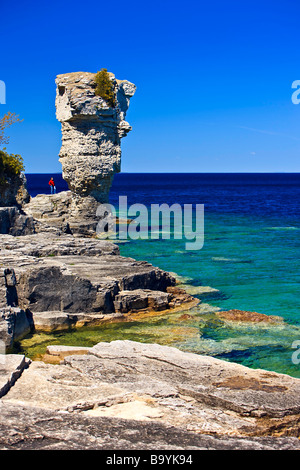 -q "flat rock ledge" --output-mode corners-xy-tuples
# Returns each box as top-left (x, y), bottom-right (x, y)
(1, 340), (300, 450)
(0, 232), (196, 347)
